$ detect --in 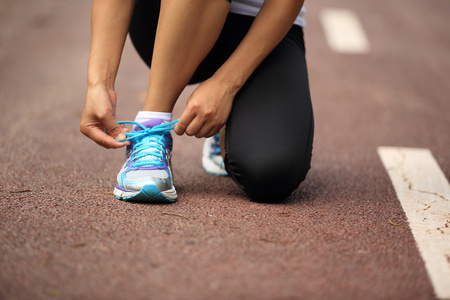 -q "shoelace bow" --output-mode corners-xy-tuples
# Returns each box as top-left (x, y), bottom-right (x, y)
(117, 119), (179, 168)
